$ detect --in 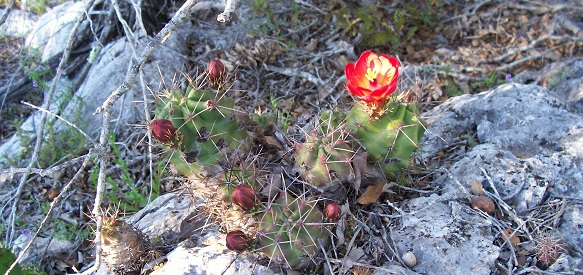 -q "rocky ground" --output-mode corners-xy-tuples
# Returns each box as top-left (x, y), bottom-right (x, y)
(0, 0), (582, 274)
